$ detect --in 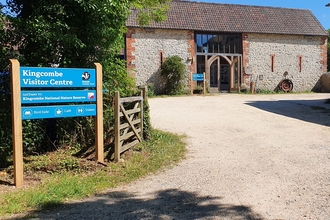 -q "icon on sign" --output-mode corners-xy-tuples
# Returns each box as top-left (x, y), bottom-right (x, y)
(23, 109), (33, 117)
(76, 107), (84, 114)
(55, 108), (63, 115)
(88, 92), (95, 99)
(82, 72), (90, 80)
